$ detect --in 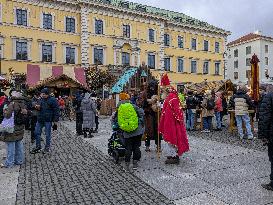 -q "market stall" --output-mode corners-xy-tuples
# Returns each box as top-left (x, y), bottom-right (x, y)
(186, 80), (235, 94)
(28, 74), (89, 96)
(0, 76), (11, 91)
(26, 64), (88, 96)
